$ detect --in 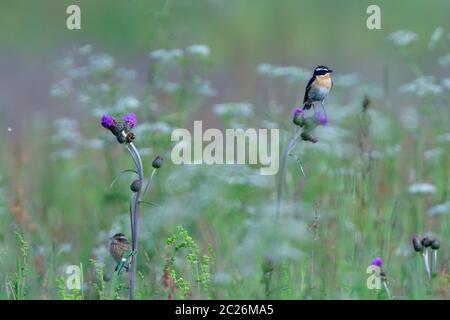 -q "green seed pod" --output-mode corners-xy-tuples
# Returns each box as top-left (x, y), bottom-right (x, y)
(430, 238), (440, 250)
(130, 179), (141, 192)
(152, 156), (164, 169)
